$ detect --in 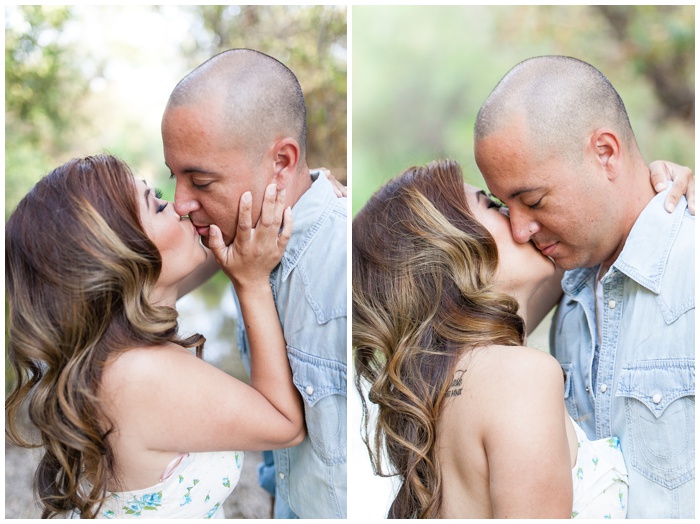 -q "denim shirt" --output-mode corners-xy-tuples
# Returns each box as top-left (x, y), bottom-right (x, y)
(234, 172), (347, 518)
(551, 188), (694, 518)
